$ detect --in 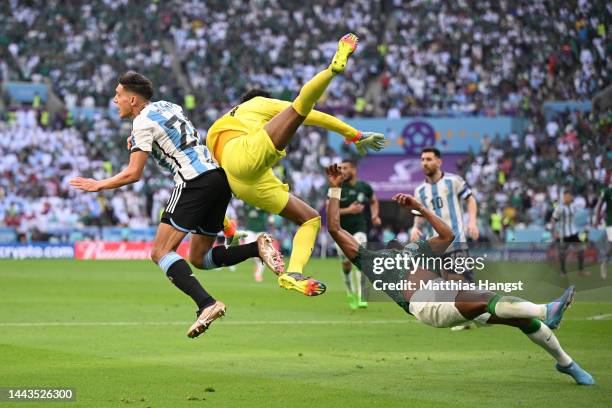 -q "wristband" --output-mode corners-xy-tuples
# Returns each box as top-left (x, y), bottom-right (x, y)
(327, 187), (342, 199)
(345, 131), (361, 144)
